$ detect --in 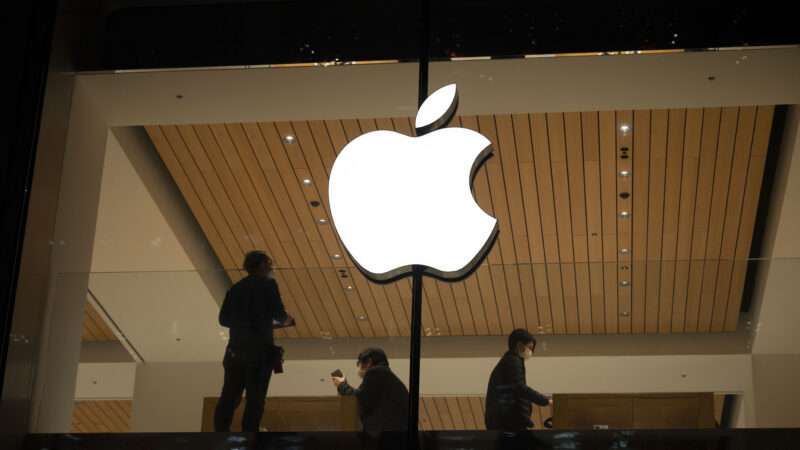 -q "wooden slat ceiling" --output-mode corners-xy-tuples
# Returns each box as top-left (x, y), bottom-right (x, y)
(82, 302), (118, 342)
(420, 396), (552, 431)
(71, 400), (132, 433)
(145, 106), (774, 338)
